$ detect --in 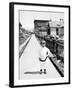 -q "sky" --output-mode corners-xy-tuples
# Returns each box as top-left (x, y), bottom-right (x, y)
(19, 10), (64, 31)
